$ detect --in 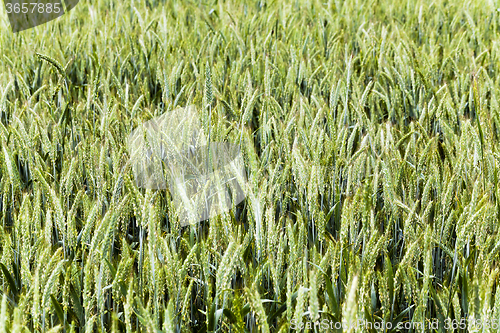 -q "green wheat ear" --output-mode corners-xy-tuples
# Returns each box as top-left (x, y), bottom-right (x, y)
(1, 0), (500, 331)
